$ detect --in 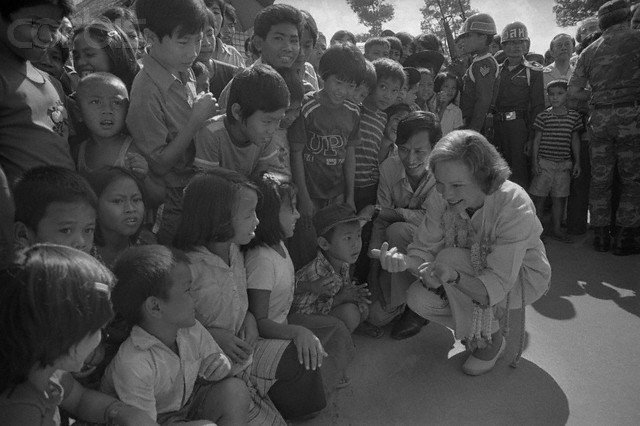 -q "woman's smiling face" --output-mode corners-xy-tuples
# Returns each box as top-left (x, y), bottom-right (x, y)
(434, 160), (486, 213)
